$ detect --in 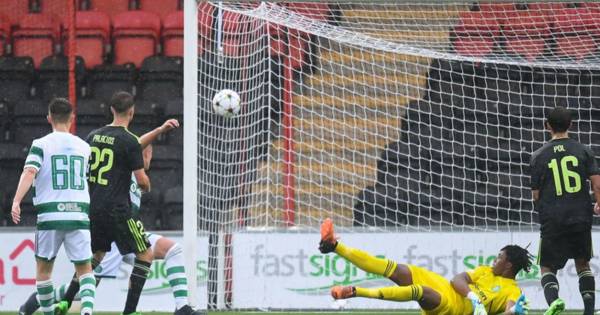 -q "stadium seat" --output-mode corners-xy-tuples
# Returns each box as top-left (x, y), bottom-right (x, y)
(75, 98), (110, 139)
(353, 184), (410, 227)
(502, 12), (550, 62)
(198, 2), (215, 56)
(453, 12), (499, 57)
(553, 8), (598, 61)
(152, 144), (182, 169)
(0, 0), (29, 27)
(138, 56), (183, 104)
(87, 63), (136, 101)
(13, 14), (61, 68)
(0, 56), (34, 102)
(40, 0), (69, 22)
(37, 55), (86, 102)
(64, 11), (111, 69)
(89, 0), (133, 19)
(112, 11), (161, 67)
(285, 2), (330, 21)
(162, 11), (183, 57)
(478, 3), (516, 25)
(162, 185), (183, 230)
(139, 0), (180, 21)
